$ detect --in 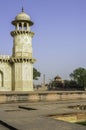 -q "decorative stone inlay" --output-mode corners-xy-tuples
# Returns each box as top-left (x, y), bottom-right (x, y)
(14, 34), (32, 45)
